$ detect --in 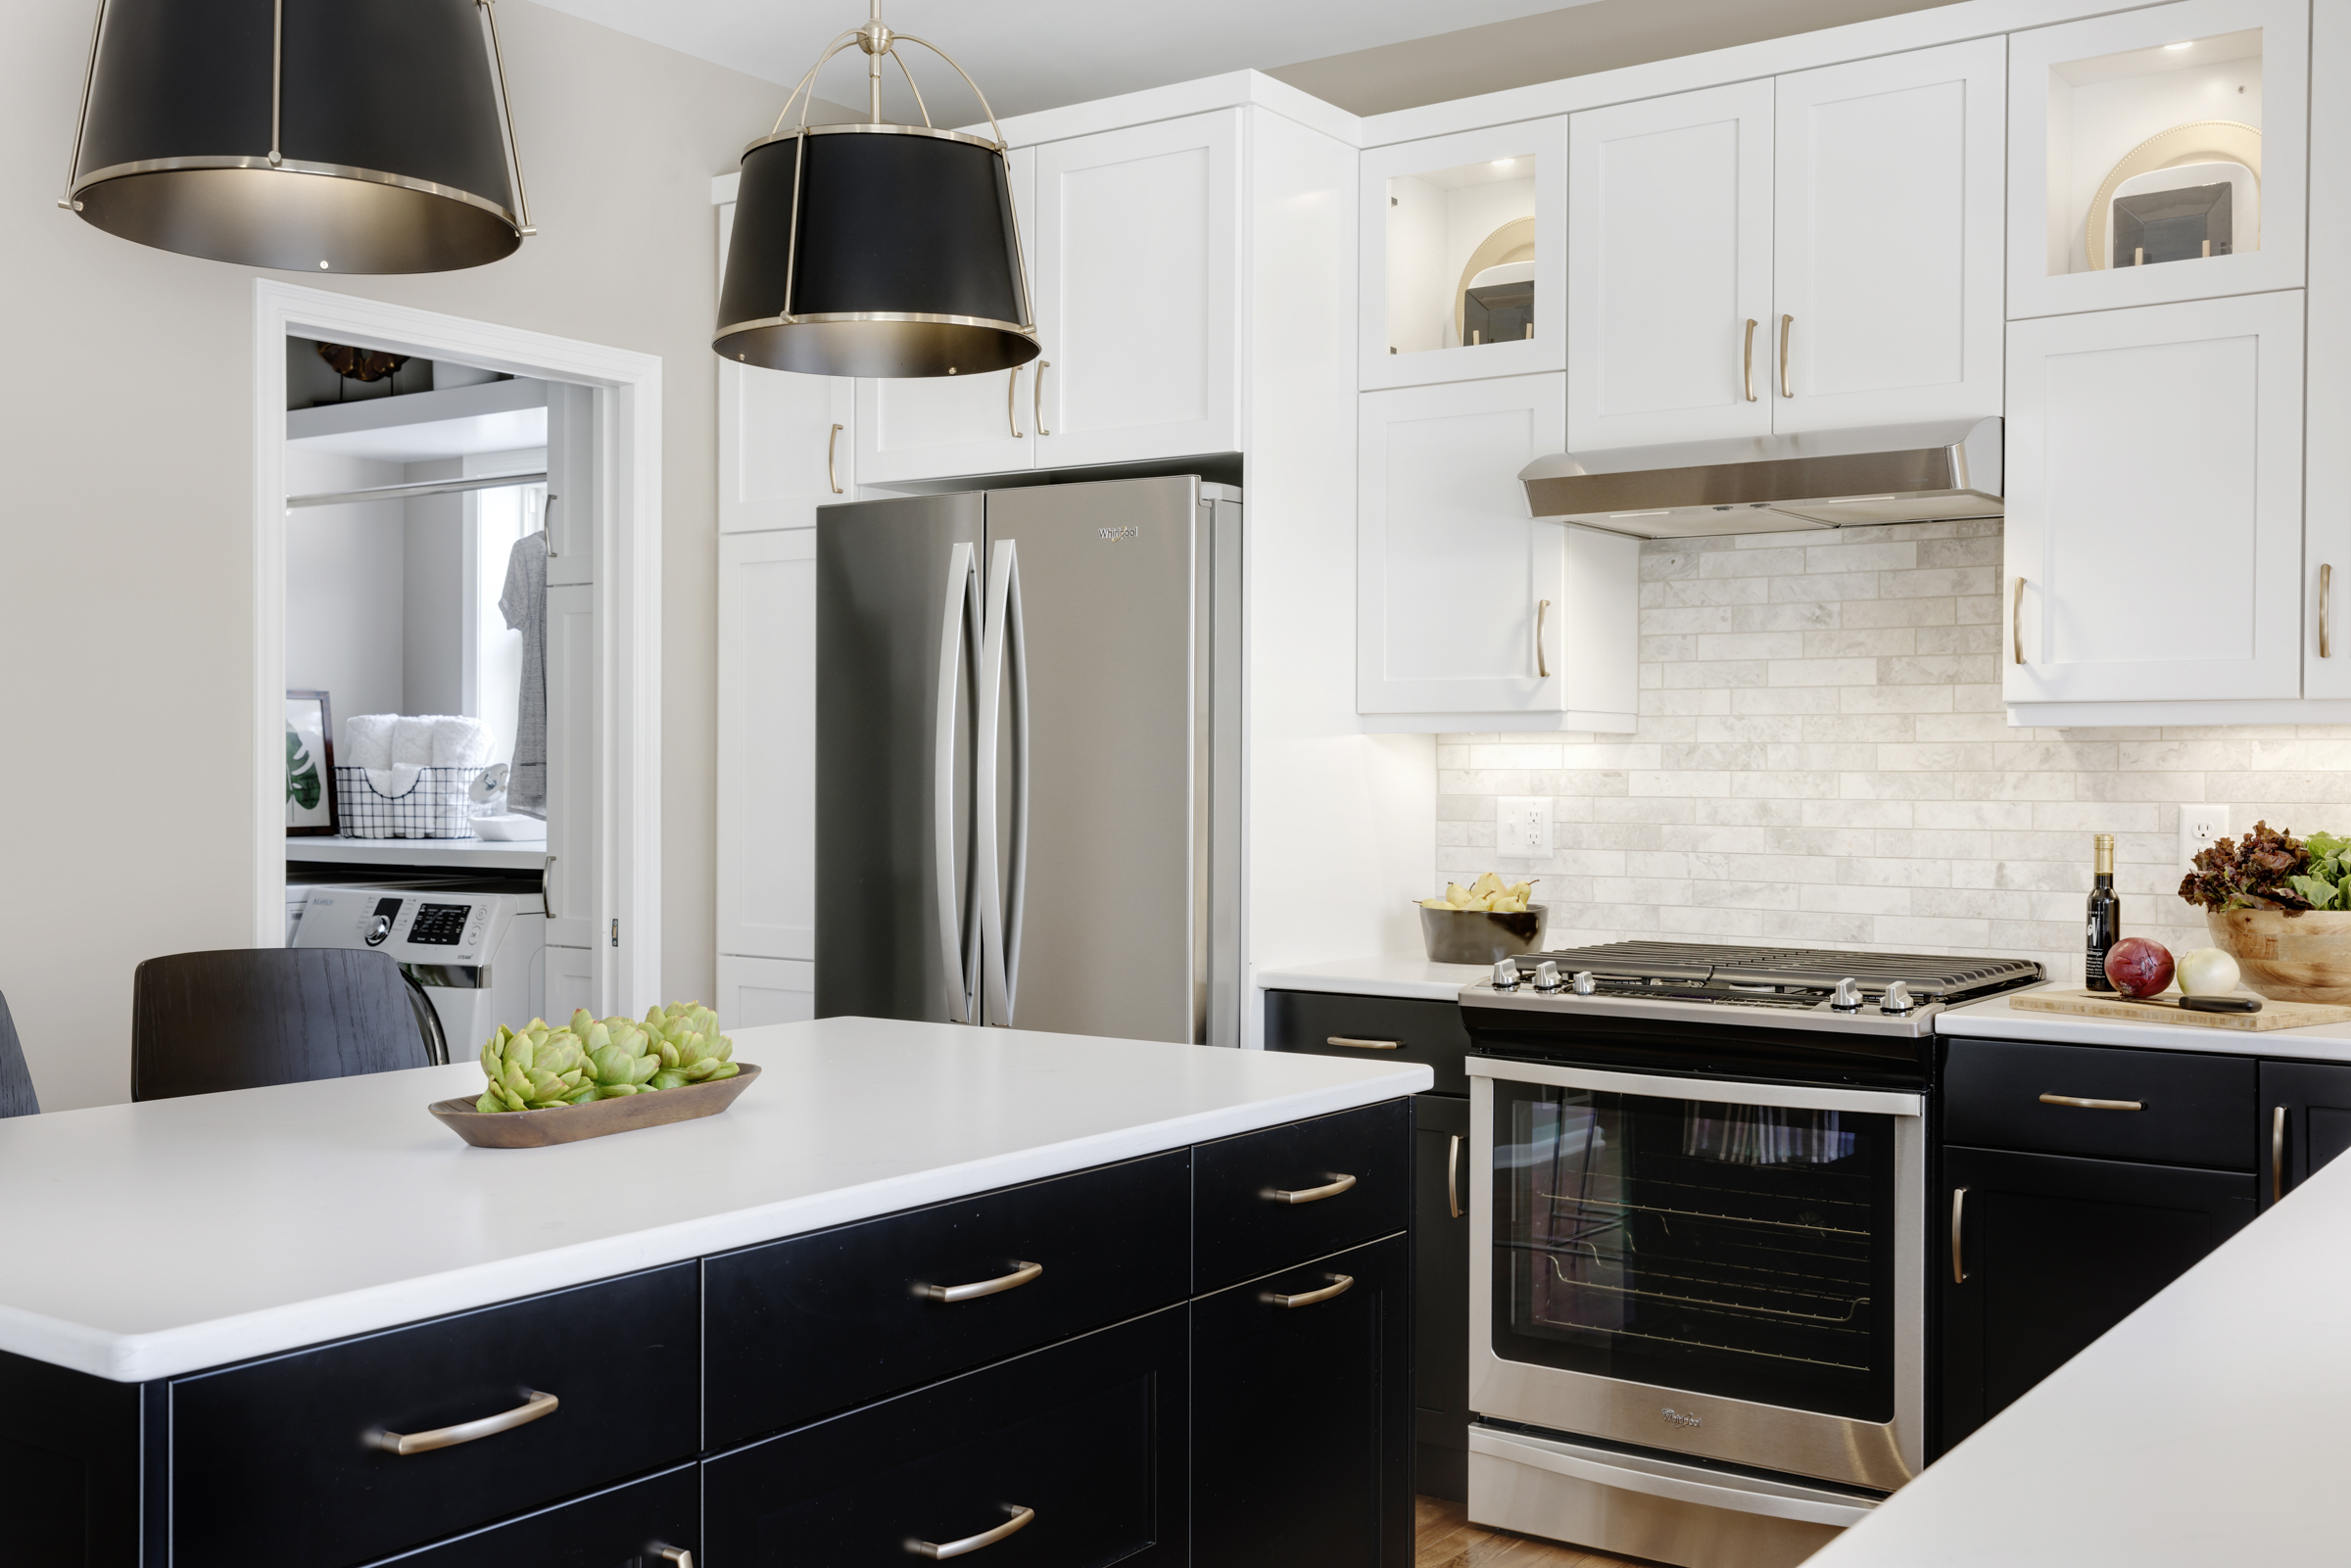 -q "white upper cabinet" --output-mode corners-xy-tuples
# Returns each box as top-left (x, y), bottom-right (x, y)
(854, 148), (1039, 485)
(1032, 109), (1242, 466)
(2003, 291), (2304, 708)
(1358, 119), (1566, 392)
(1567, 81), (1774, 451)
(715, 198), (854, 530)
(1358, 374), (1637, 732)
(2007, 0), (2306, 320)
(1773, 38), (2006, 431)
(544, 382), (596, 586)
(717, 529), (817, 963)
